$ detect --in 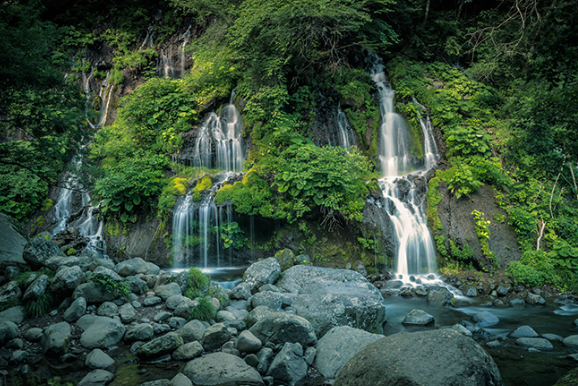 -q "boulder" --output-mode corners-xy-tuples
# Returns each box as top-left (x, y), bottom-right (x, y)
(170, 373), (193, 386)
(267, 342), (307, 386)
(86, 348), (115, 369)
(496, 283), (512, 296)
(217, 310), (237, 323)
(314, 326), (383, 379)
(172, 341), (204, 360)
(77, 315), (126, 349)
(23, 237), (65, 269)
(276, 265), (386, 337)
(45, 255), (92, 271)
(249, 312), (317, 347)
(144, 296), (163, 306)
(202, 323), (232, 351)
(526, 293), (546, 305)
(250, 291), (283, 311)
(0, 306), (25, 324)
(0, 321), (19, 345)
(137, 332), (184, 359)
(0, 281), (22, 306)
(334, 329), (503, 386)
(516, 338), (553, 351)
(257, 347), (274, 375)
(22, 274), (49, 301)
(426, 286), (454, 306)
(166, 295), (191, 310)
(124, 323), (154, 342)
(119, 303), (137, 323)
(63, 297), (87, 322)
(77, 369), (115, 386)
(553, 367), (578, 386)
(177, 320), (206, 342)
(236, 330), (262, 353)
(402, 309), (434, 326)
(115, 257), (150, 277)
(156, 283), (182, 300)
(244, 306), (276, 327)
(243, 258), (281, 292)
(174, 298), (199, 318)
(0, 213), (26, 264)
(49, 266), (84, 296)
(510, 326), (539, 338)
(230, 283), (252, 300)
(72, 282), (116, 304)
(182, 352), (264, 386)
(24, 327), (43, 342)
(274, 249), (297, 272)
(170, 317), (187, 329)
(93, 266), (123, 282)
(97, 302), (119, 317)
(473, 311), (499, 327)
(125, 276), (148, 294)
(563, 335), (578, 348)
(41, 322), (71, 354)
(542, 333), (563, 341)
